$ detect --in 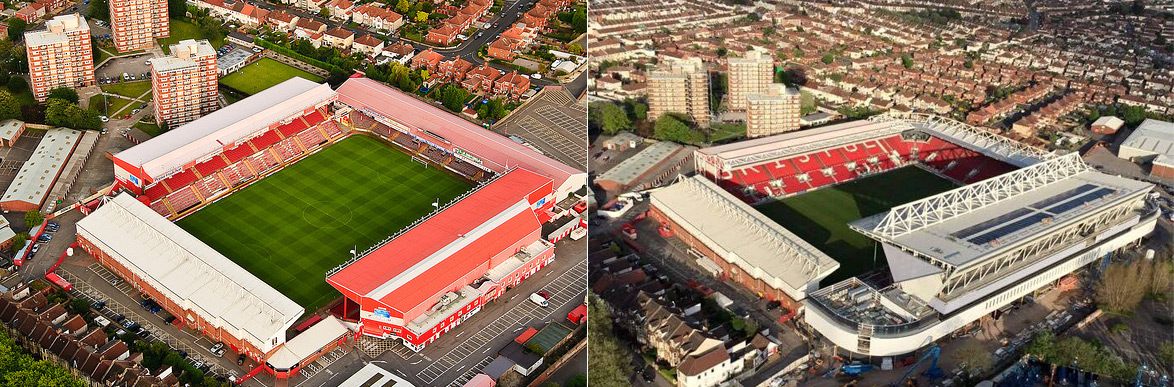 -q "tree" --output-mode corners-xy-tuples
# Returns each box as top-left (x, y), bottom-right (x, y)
(1121, 105), (1147, 126)
(0, 91), (20, 121)
(1095, 259), (1152, 313)
(395, 0), (411, 14)
(588, 295), (631, 387)
(6, 18), (27, 42)
(435, 84), (470, 113)
(319, 8), (331, 18)
(949, 339), (993, 373)
(476, 98), (508, 123)
(1160, 342), (1174, 367)
(1150, 258), (1172, 298)
(7, 77), (27, 93)
(89, 0), (110, 22)
(24, 209), (43, 227)
(588, 102), (630, 135)
(415, 11), (428, 23)
(566, 43), (583, 55)
(901, 53), (914, 69)
(9, 233), (27, 254)
(564, 374), (586, 387)
(570, 6), (586, 33)
(68, 298), (90, 314)
(168, 0), (187, 20)
(821, 53), (834, 64)
(47, 87), (79, 104)
(653, 114), (703, 144)
(629, 100), (648, 121)
(0, 330), (86, 386)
